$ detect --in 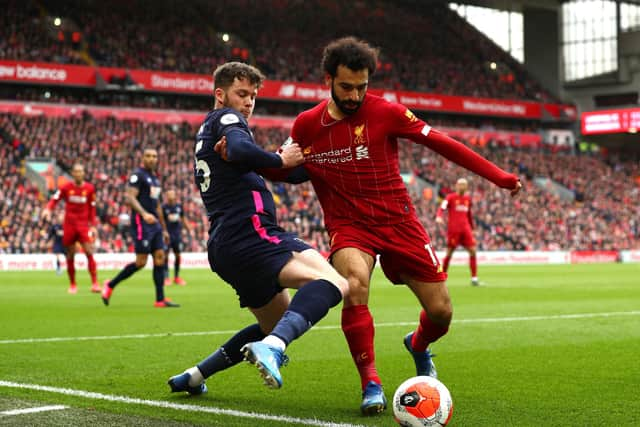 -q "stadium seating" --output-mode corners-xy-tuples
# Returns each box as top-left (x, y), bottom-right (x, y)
(1, 0), (558, 102)
(1, 112), (638, 254)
